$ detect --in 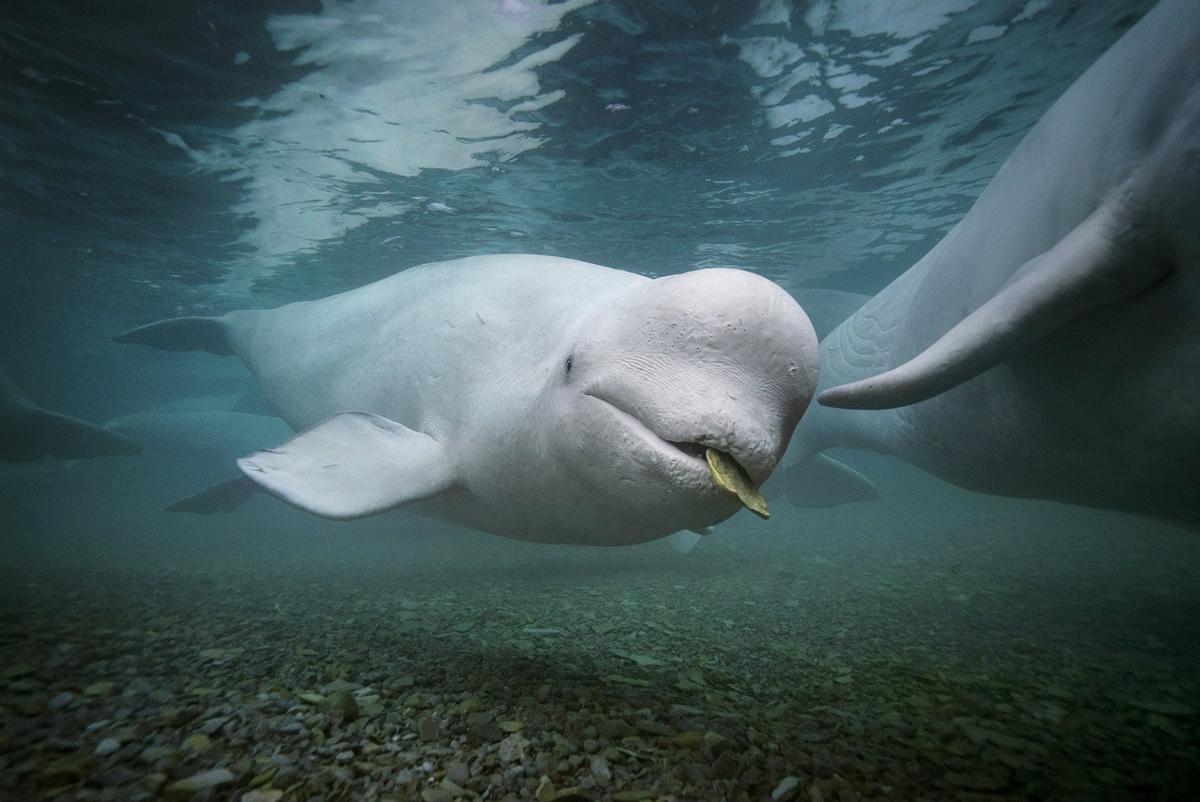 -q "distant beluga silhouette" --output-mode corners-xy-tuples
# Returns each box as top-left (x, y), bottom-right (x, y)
(119, 255), (819, 545)
(788, 0), (1200, 525)
(0, 367), (139, 461)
